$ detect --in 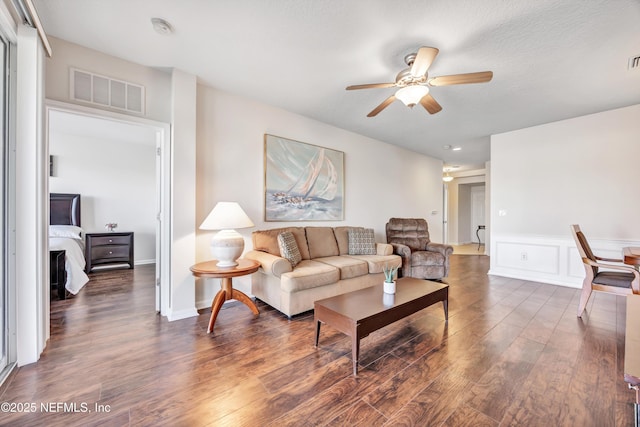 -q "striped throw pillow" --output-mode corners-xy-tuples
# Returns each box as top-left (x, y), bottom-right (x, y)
(278, 231), (302, 267)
